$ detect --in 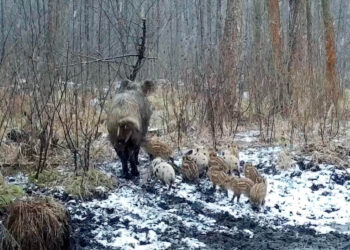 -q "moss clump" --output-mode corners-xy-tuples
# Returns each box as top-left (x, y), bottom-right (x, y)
(66, 169), (117, 199)
(2, 198), (70, 250)
(0, 183), (25, 209)
(29, 168), (117, 199)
